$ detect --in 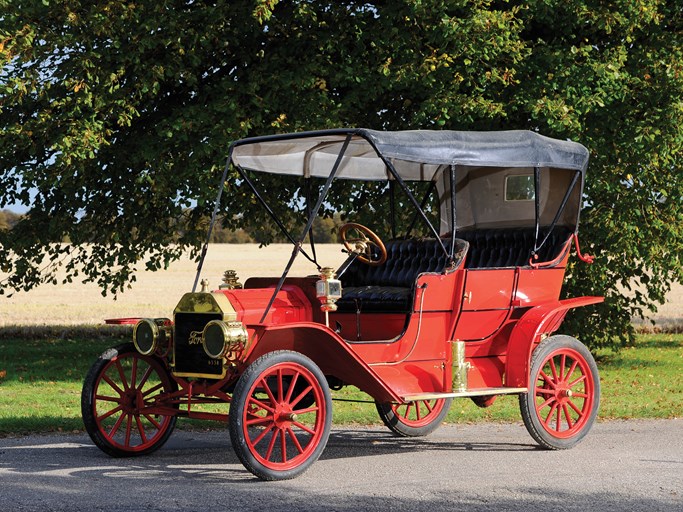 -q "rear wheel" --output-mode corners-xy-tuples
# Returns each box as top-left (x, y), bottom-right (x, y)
(376, 398), (452, 437)
(229, 351), (332, 480)
(520, 335), (600, 449)
(81, 343), (178, 457)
